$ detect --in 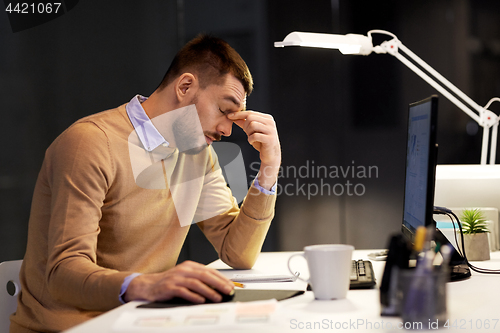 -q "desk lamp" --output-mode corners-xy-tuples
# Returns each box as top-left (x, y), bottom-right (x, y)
(275, 30), (500, 165)
(275, 31), (500, 259)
